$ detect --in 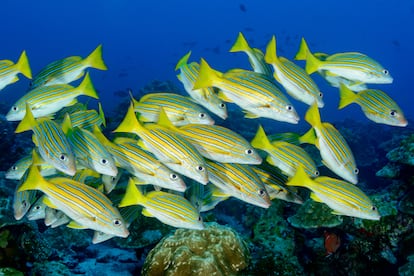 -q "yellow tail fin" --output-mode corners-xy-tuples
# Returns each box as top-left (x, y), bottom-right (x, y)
(15, 103), (37, 133)
(113, 103), (144, 136)
(305, 49), (322, 74)
(250, 125), (273, 151)
(85, 44), (108, 70)
(338, 83), (357, 109)
(119, 178), (145, 207)
(229, 32), (251, 53)
(16, 50), (32, 79)
(175, 51), (191, 71)
(285, 166), (313, 188)
(192, 59), (222, 90)
(304, 103), (322, 129)
(294, 37), (311, 61)
(76, 72), (99, 99)
(264, 36), (279, 65)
